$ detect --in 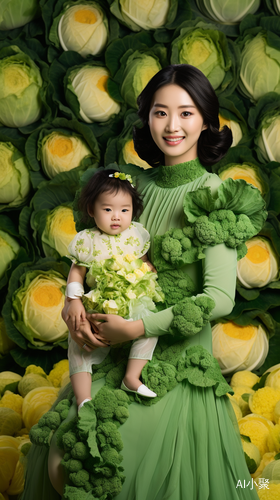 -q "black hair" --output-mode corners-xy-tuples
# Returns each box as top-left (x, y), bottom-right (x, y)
(133, 64), (232, 168)
(77, 169), (143, 227)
